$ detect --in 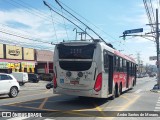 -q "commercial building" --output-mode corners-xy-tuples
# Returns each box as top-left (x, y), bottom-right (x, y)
(0, 43), (54, 74)
(0, 43), (36, 73)
(35, 50), (54, 74)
